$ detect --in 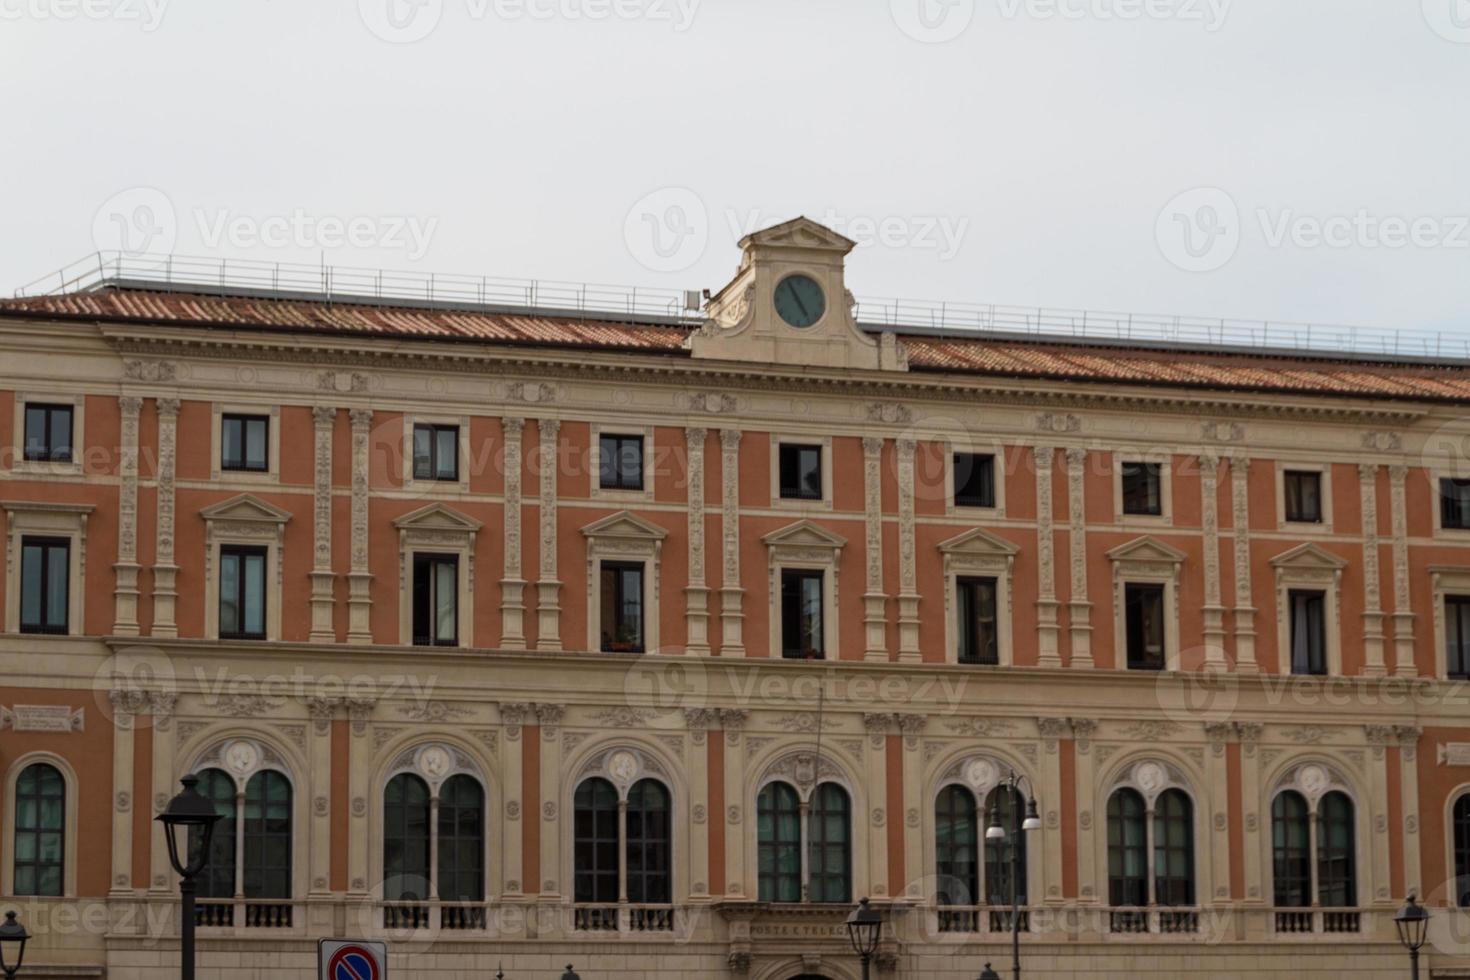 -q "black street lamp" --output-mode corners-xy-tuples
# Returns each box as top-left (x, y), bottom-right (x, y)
(560, 966), (581, 980)
(156, 774), (221, 980)
(845, 897), (884, 980)
(1395, 893), (1430, 980)
(985, 770), (1041, 980)
(0, 911), (29, 979)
